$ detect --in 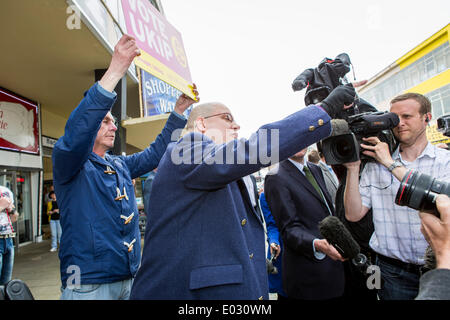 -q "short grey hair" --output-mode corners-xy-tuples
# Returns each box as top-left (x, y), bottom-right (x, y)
(185, 102), (227, 130)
